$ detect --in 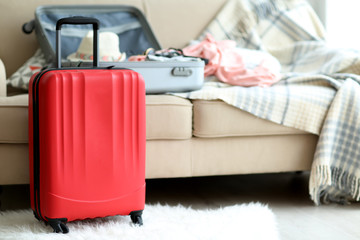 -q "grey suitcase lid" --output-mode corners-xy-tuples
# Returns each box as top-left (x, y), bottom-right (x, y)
(26, 5), (161, 64)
